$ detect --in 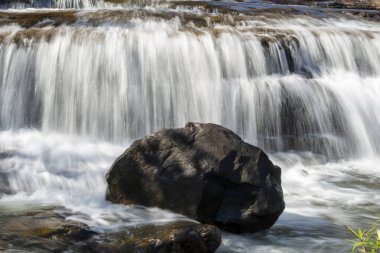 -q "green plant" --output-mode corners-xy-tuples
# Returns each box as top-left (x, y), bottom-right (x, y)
(346, 216), (380, 253)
